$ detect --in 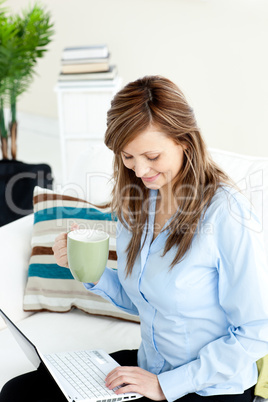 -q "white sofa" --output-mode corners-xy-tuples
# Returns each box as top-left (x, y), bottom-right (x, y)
(0, 146), (268, 401)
